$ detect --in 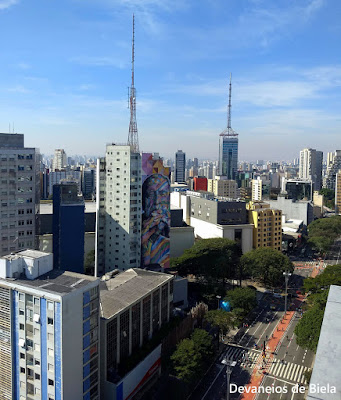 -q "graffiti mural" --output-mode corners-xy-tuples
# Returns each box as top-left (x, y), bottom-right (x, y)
(141, 153), (171, 269)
